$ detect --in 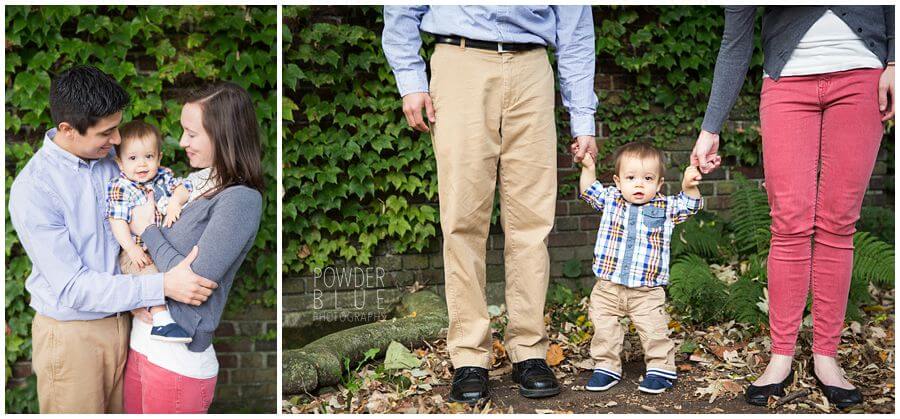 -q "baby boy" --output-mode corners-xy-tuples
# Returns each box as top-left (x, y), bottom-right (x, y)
(576, 141), (702, 394)
(106, 120), (193, 343)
